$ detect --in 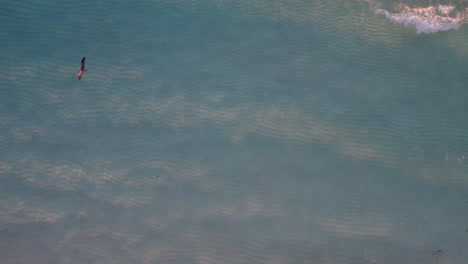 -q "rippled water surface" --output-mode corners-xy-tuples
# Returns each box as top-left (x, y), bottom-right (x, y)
(1, 0), (467, 263)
